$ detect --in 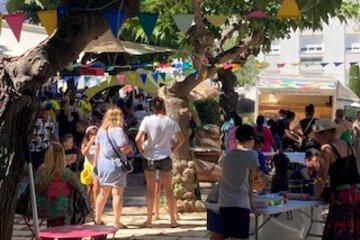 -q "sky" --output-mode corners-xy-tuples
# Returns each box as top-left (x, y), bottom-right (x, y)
(0, 0), (7, 14)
